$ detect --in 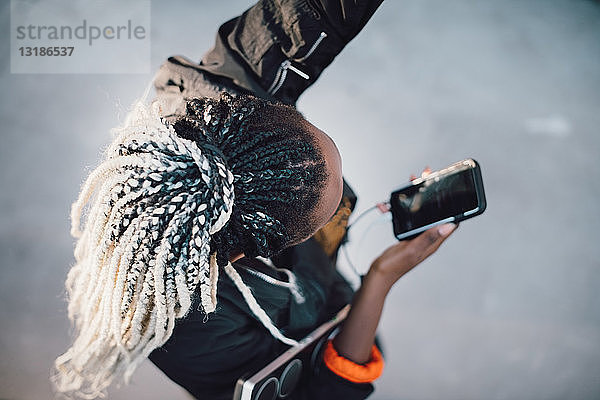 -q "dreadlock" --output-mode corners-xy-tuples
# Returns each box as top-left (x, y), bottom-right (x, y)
(172, 93), (327, 266)
(52, 92), (328, 399)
